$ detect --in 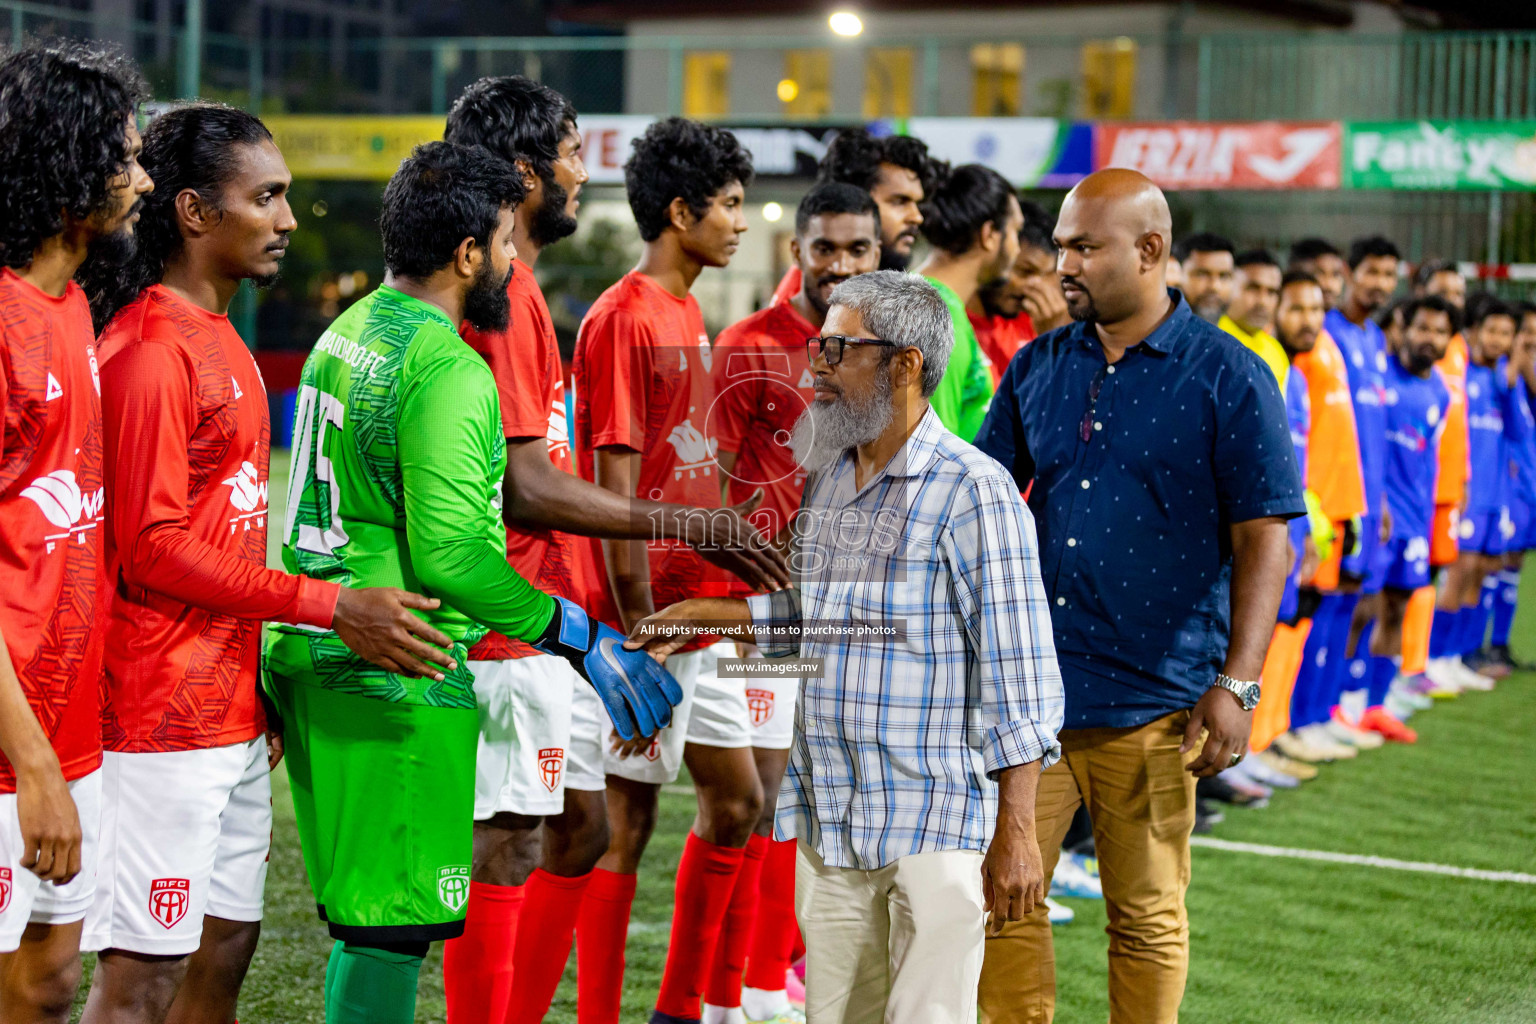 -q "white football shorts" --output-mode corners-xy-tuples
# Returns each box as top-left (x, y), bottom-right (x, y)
(472, 654), (607, 818)
(0, 768), (101, 953)
(83, 738), (270, 956)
